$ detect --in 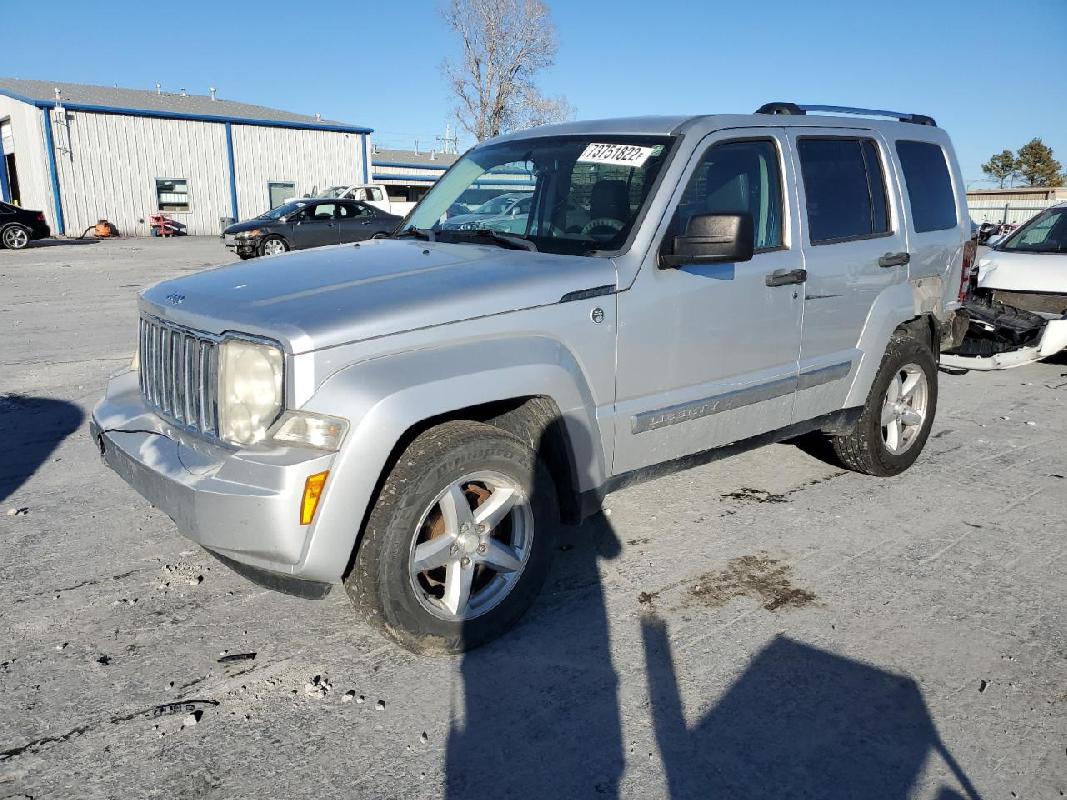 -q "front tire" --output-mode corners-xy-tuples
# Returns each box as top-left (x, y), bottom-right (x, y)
(1, 225), (31, 250)
(830, 332), (938, 477)
(344, 420), (558, 654)
(259, 236), (289, 257)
